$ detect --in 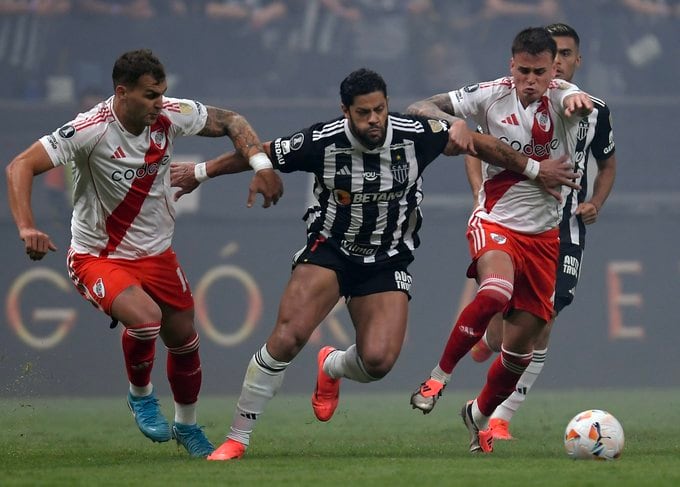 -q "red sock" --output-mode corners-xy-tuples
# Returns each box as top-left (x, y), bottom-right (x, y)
(476, 348), (533, 416)
(167, 333), (202, 405)
(122, 323), (161, 387)
(438, 276), (512, 373)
